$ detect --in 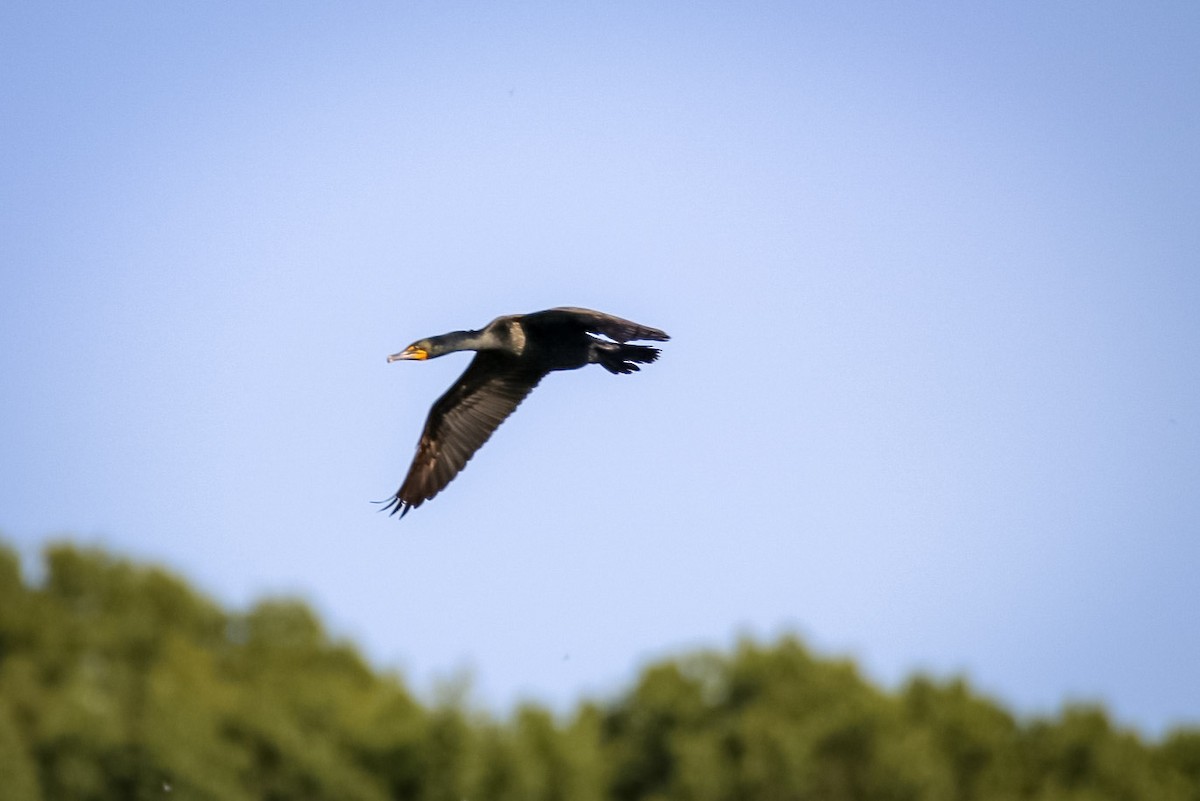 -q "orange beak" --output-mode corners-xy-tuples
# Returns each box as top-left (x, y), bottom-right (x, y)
(388, 346), (428, 362)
